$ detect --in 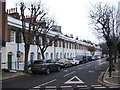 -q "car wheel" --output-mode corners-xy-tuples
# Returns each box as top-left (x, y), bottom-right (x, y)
(57, 66), (60, 72)
(64, 64), (67, 68)
(46, 68), (50, 75)
(32, 71), (36, 75)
